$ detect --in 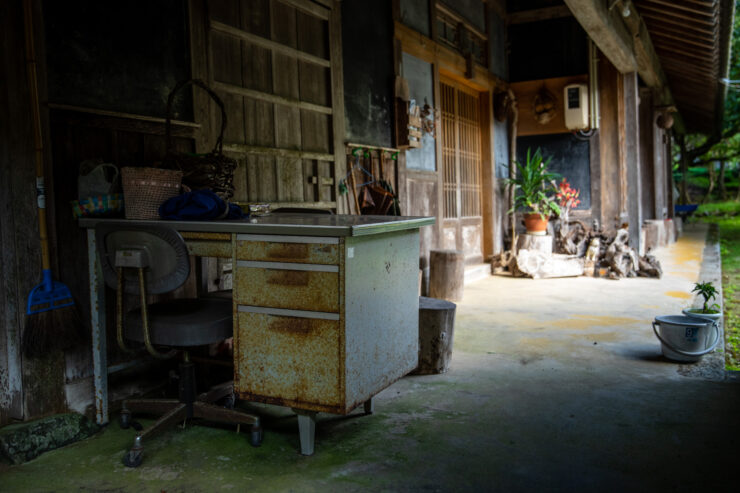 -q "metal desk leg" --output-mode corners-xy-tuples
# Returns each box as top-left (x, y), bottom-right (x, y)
(293, 408), (317, 455)
(88, 229), (108, 425)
